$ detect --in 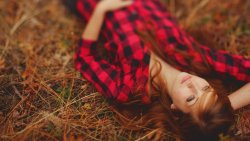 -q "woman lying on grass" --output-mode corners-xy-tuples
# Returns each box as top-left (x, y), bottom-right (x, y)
(63, 0), (250, 140)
